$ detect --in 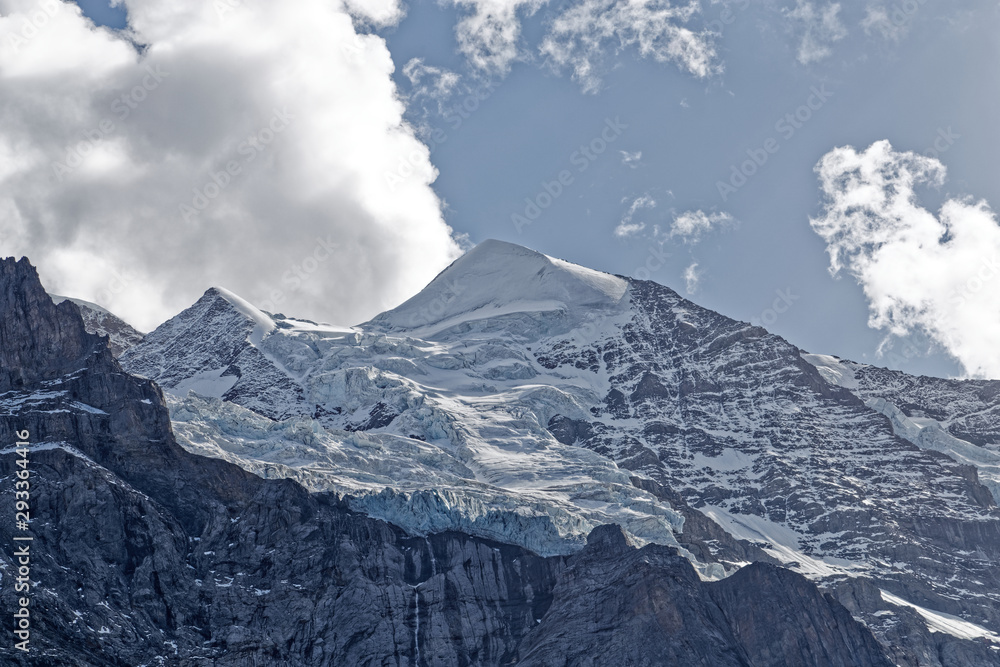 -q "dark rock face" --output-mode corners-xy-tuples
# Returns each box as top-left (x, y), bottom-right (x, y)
(630, 475), (781, 570)
(120, 287), (308, 421)
(49, 294), (144, 357)
(0, 258), (95, 392)
(847, 361), (1000, 446)
(533, 279), (1000, 663)
(0, 258), (896, 665)
(0, 259), (557, 664)
(518, 526), (893, 667)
